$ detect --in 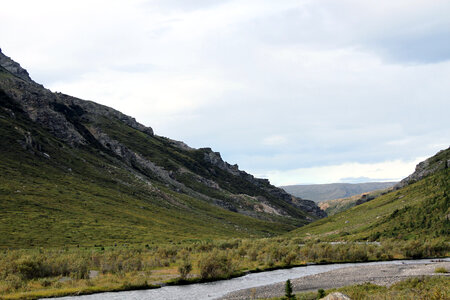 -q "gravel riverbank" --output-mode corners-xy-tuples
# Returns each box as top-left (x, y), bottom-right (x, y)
(220, 261), (450, 299)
